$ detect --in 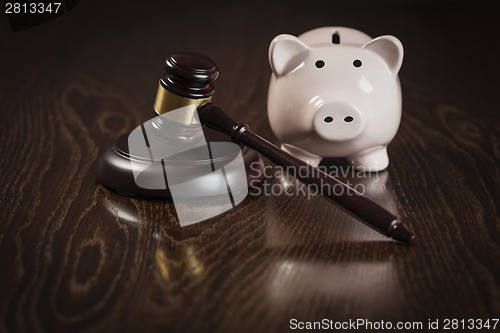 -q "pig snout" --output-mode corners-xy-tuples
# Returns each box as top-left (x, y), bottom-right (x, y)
(313, 103), (365, 141)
